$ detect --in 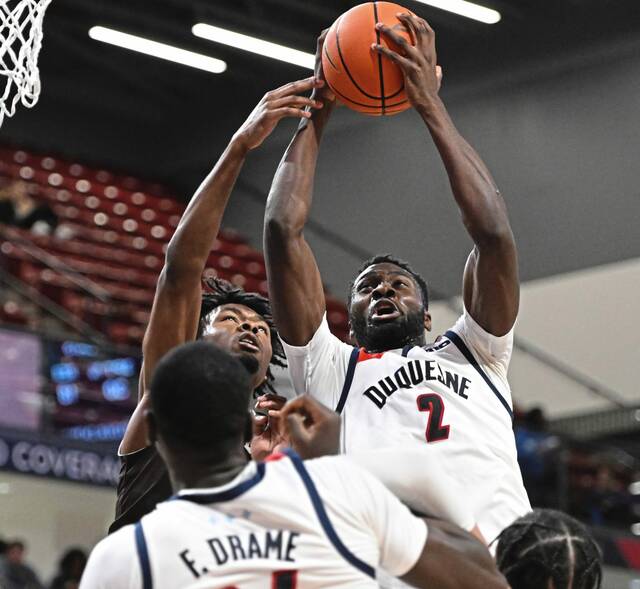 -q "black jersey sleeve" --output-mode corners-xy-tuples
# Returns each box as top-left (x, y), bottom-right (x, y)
(108, 445), (173, 534)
